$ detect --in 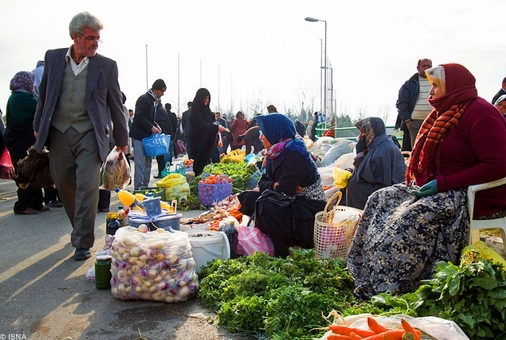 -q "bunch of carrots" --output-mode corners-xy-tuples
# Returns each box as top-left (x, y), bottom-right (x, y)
(326, 317), (423, 340)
